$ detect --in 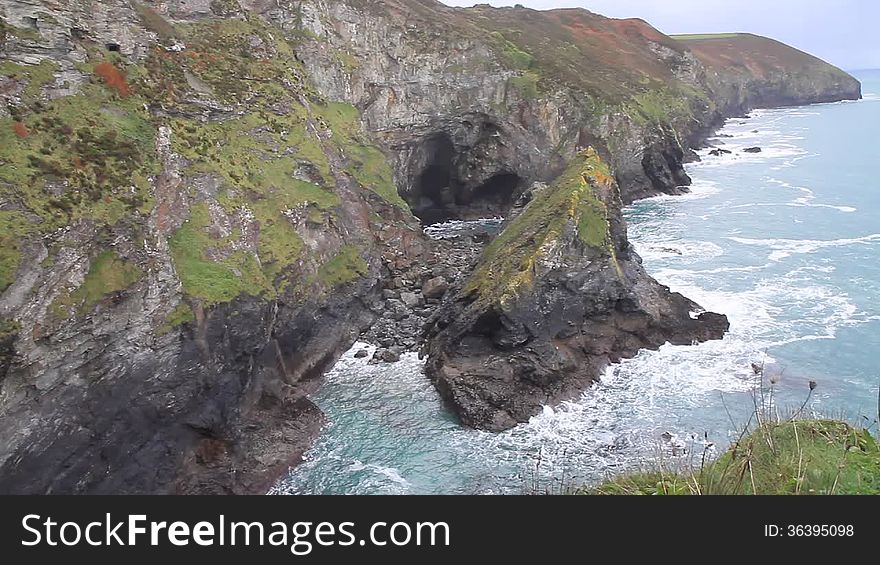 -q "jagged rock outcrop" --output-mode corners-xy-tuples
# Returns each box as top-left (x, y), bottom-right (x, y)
(423, 148), (728, 430)
(0, 0), (862, 490)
